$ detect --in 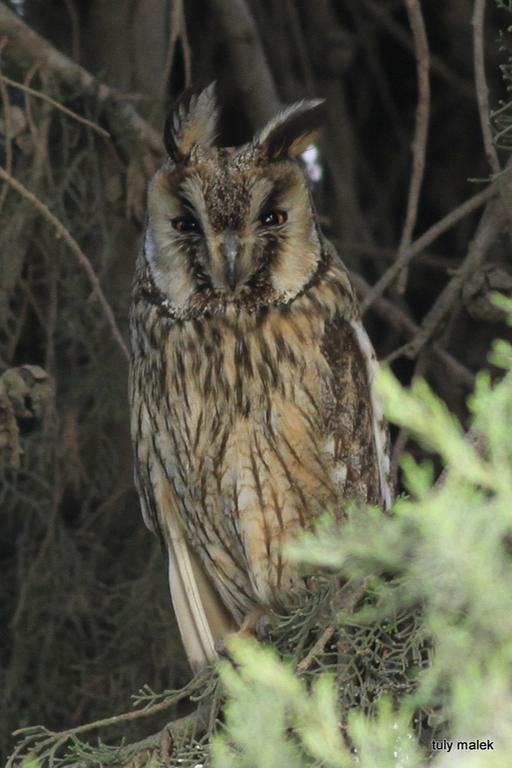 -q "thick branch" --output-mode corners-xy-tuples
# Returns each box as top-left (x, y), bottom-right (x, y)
(0, 2), (162, 153)
(209, 0), (280, 126)
(0, 73), (109, 137)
